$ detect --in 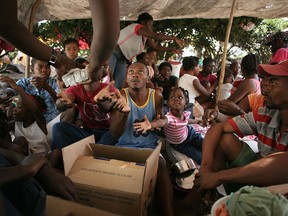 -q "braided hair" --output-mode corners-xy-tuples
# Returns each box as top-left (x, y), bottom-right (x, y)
(168, 86), (190, 106)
